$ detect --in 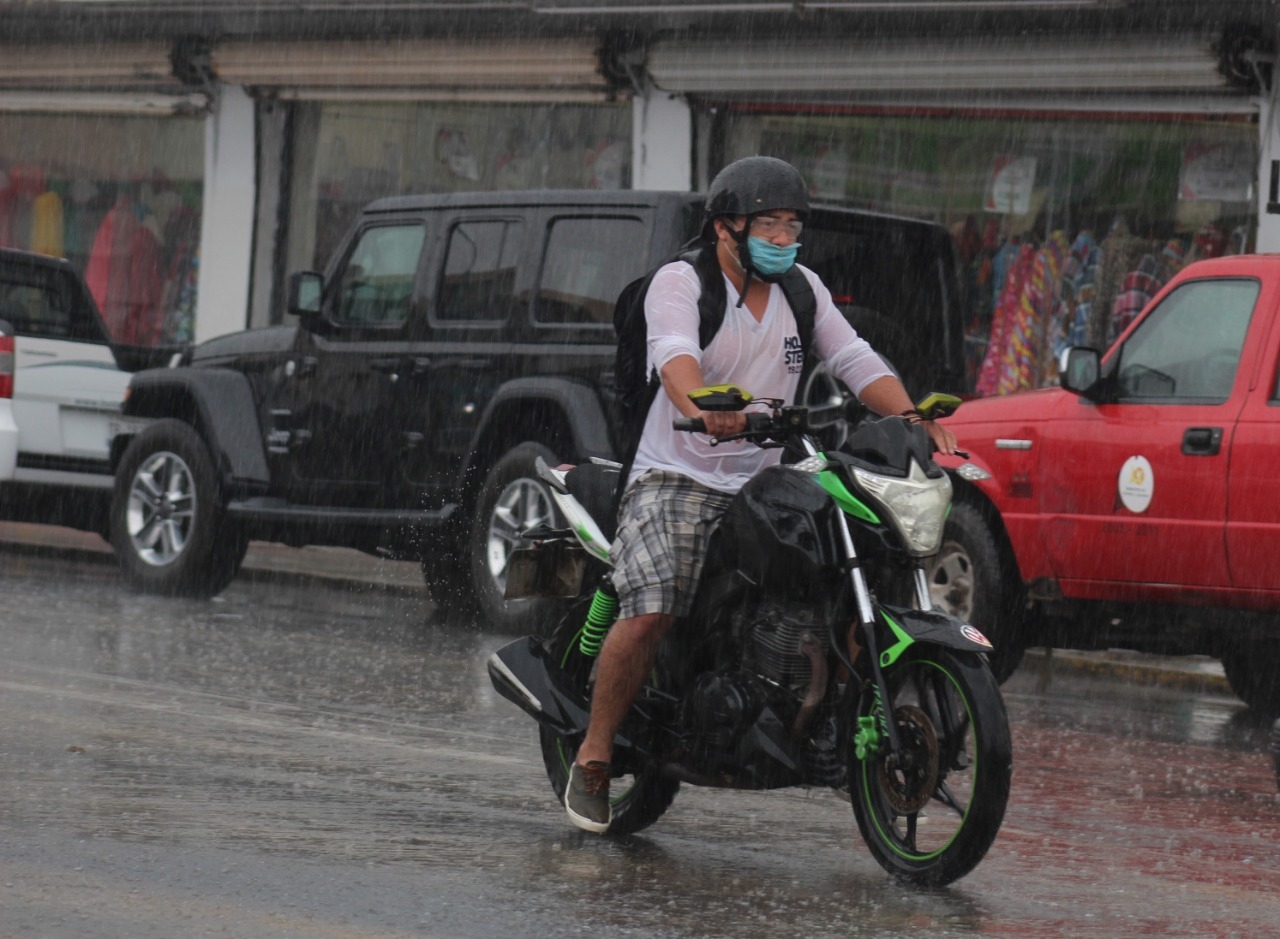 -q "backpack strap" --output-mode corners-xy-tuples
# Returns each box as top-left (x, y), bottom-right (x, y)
(777, 265), (818, 392)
